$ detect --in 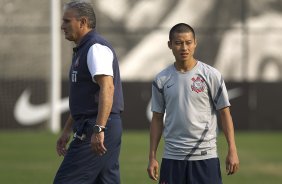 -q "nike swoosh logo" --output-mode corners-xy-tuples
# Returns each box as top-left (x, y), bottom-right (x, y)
(14, 87), (244, 126)
(14, 89), (69, 125)
(146, 87), (244, 121)
(167, 83), (175, 88)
